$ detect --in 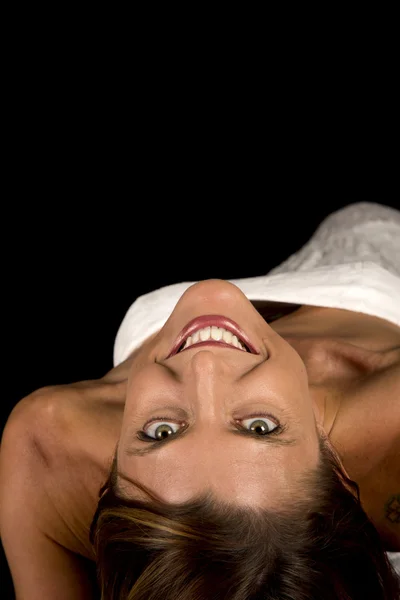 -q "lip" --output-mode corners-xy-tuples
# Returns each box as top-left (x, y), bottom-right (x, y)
(166, 315), (260, 358)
